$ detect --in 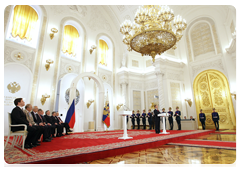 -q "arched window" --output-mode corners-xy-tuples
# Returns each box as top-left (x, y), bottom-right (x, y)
(190, 22), (215, 57)
(11, 5), (38, 41)
(62, 25), (80, 57)
(99, 39), (109, 66)
(97, 36), (113, 71)
(6, 5), (41, 48)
